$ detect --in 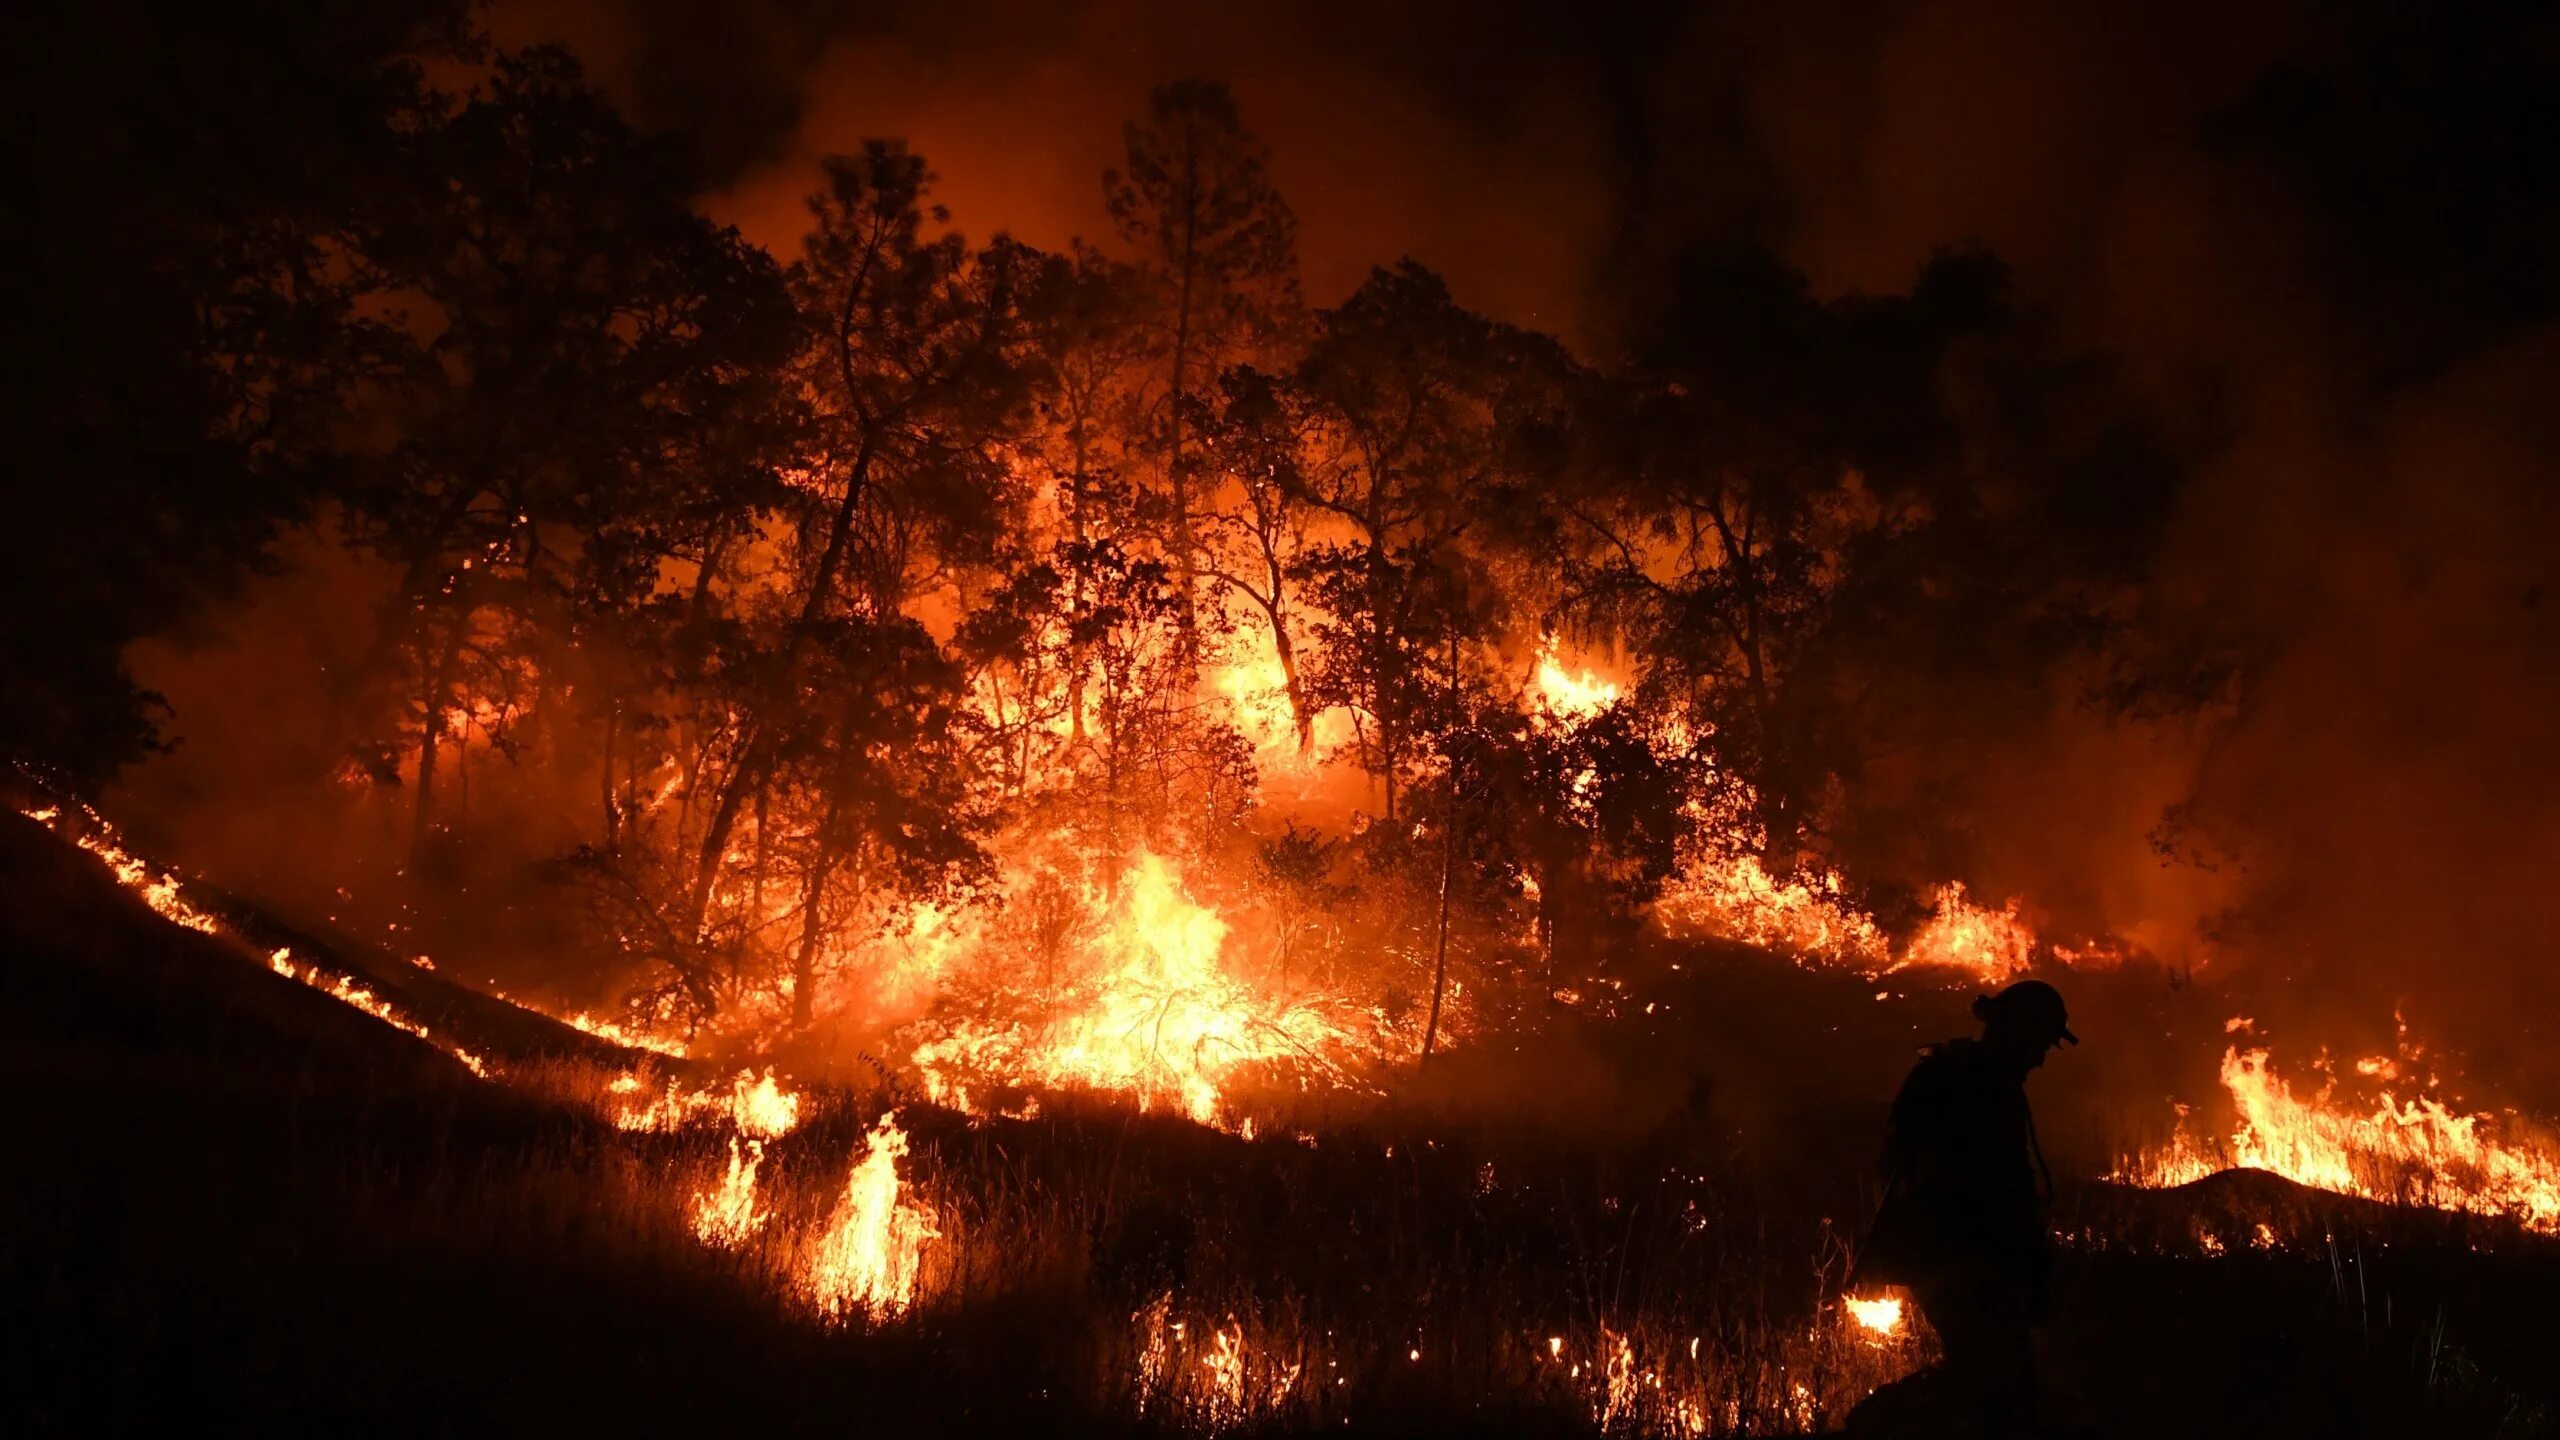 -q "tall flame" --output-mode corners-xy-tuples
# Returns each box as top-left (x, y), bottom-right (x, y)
(690, 1135), (768, 1248)
(802, 1113), (940, 1322)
